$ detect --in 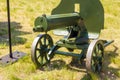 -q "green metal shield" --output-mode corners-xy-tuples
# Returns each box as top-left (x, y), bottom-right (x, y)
(52, 0), (104, 39)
